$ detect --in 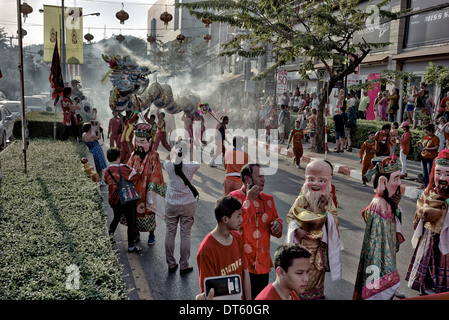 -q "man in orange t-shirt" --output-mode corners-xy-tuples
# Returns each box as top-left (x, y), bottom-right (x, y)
(223, 136), (250, 195)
